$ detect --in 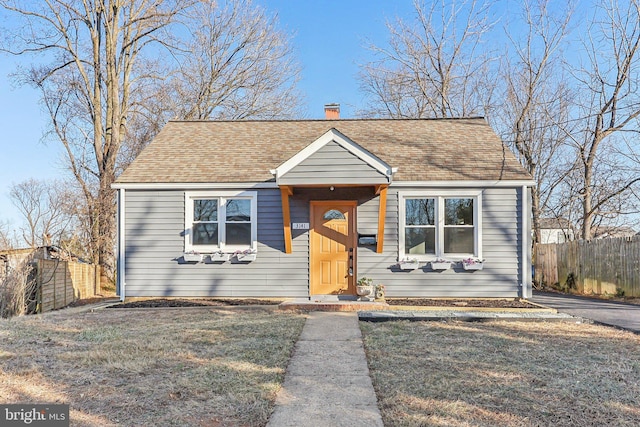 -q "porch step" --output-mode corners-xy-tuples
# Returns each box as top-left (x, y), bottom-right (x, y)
(279, 298), (390, 312)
